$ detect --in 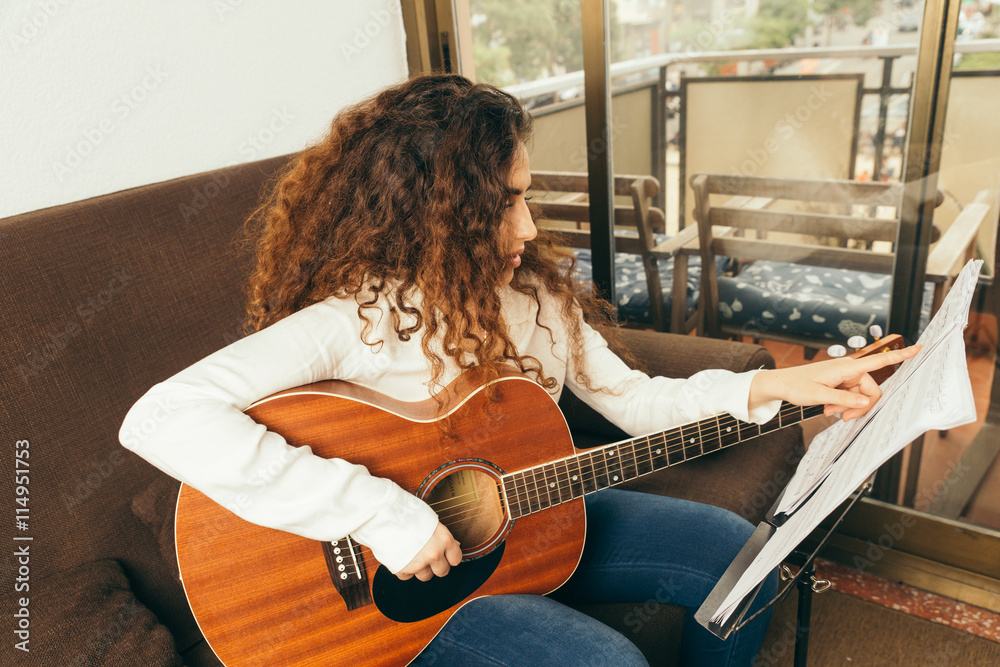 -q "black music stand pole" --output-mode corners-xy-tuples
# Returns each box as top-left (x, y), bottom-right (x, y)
(780, 548), (832, 667)
(795, 559), (815, 666)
